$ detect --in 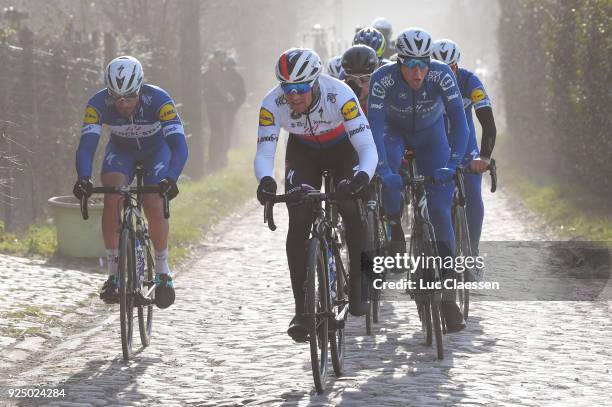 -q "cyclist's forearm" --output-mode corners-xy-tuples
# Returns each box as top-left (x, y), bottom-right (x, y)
(445, 105), (469, 169)
(254, 130), (279, 181)
(165, 133), (188, 181)
(75, 133), (100, 177)
(349, 130), (378, 180)
(475, 106), (496, 159)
